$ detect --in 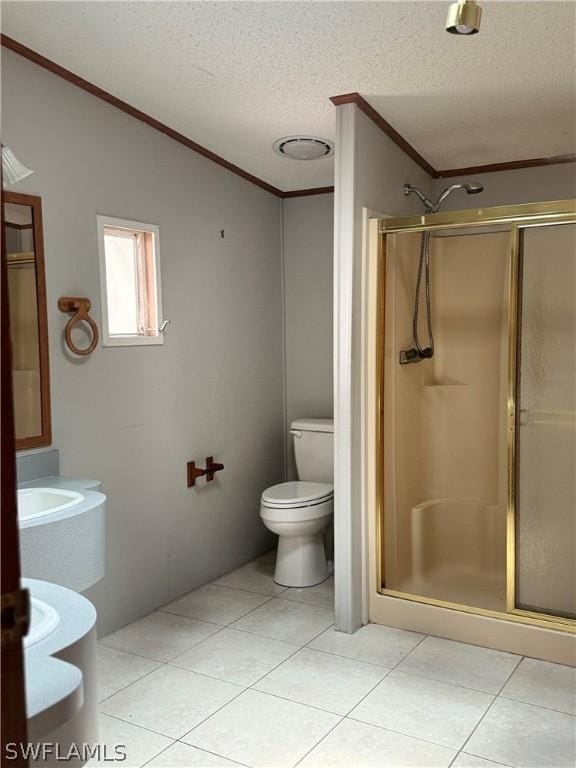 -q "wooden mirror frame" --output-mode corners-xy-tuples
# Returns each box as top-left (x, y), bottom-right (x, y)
(4, 191), (51, 449)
